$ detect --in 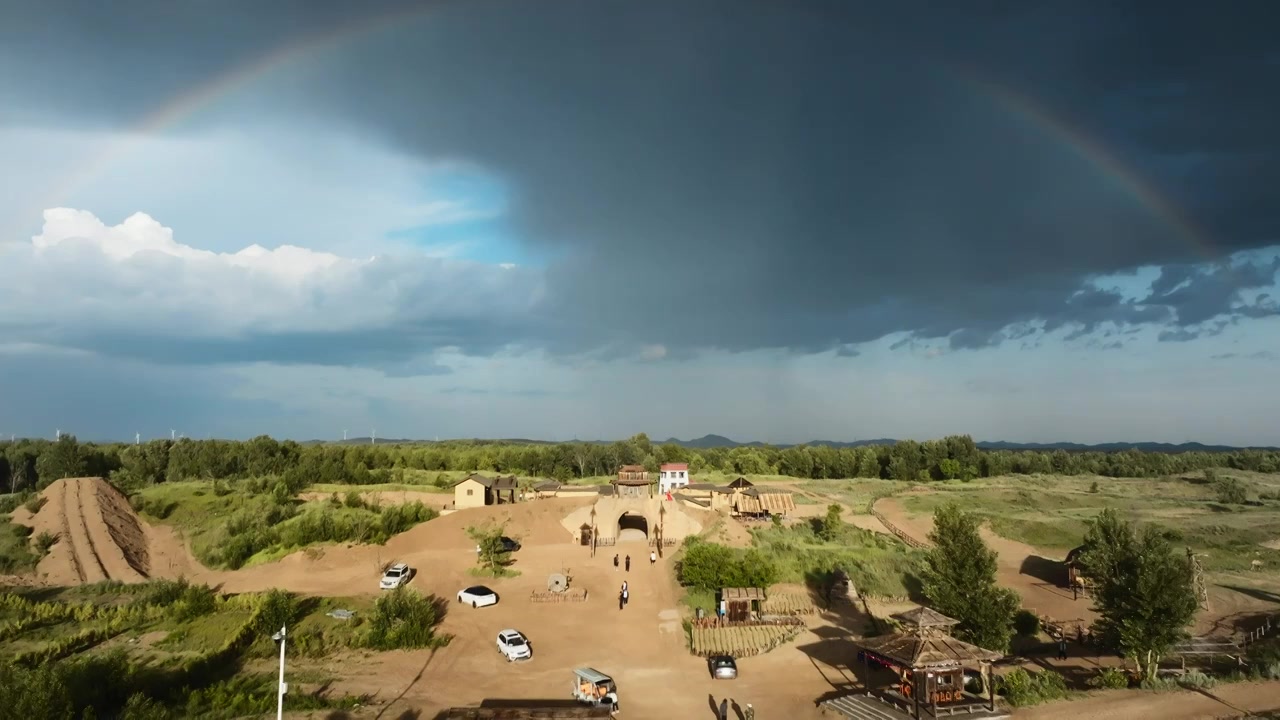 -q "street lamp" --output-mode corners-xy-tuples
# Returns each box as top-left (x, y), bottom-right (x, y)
(272, 625), (288, 720)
